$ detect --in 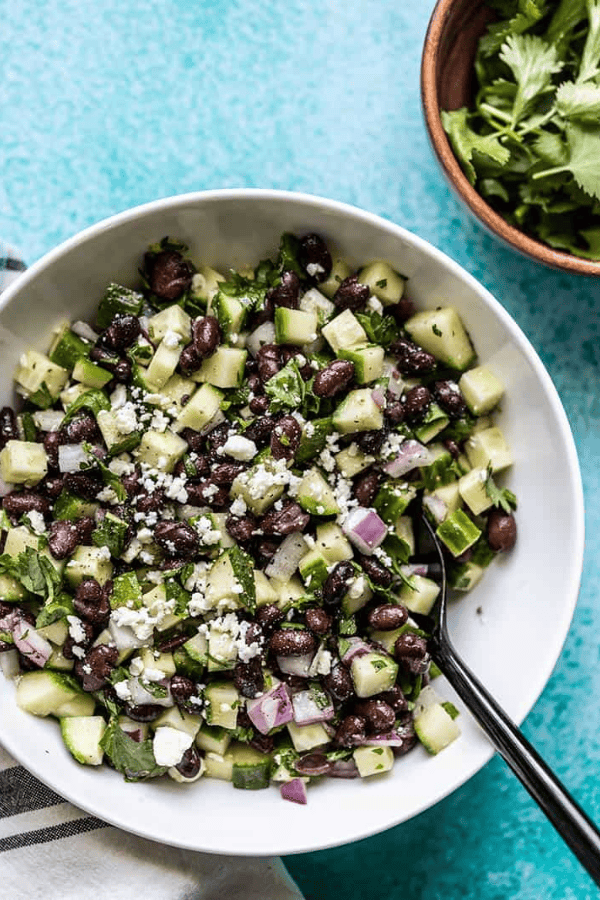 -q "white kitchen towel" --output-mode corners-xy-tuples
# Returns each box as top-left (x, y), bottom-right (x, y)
(0, 247), (303, 900)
